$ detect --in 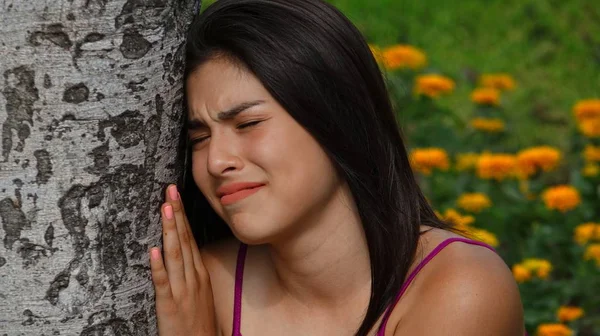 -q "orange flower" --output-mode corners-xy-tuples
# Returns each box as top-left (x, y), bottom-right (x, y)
(522, 258), (553, 279)
(573, 99), (600, 122)
(436, 208), (475, 228)
(557, 306), (584, 322)
(536, 323), (573, 336)
(457, 193), (492, 213)
(542, 185), (581, 212)
(476, 153), (517, 181)
(479, 73), (516, 91)
(512, 264), (531, 283)
(516, 146), (561, 178)
(584, 244), (600, 266)
(582, 162), (600, 177)
(584, 144), (600, 162)
(470, 118), (505, 133)
(382, 45), (427, 70)
(414, 74), (456, 98)
(574, 223), (600, 245)
(578, 117), (600, 138)
(468, 228), (499, 247)
(470, 87), (500, 106)
(410, 148), (450, 175)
